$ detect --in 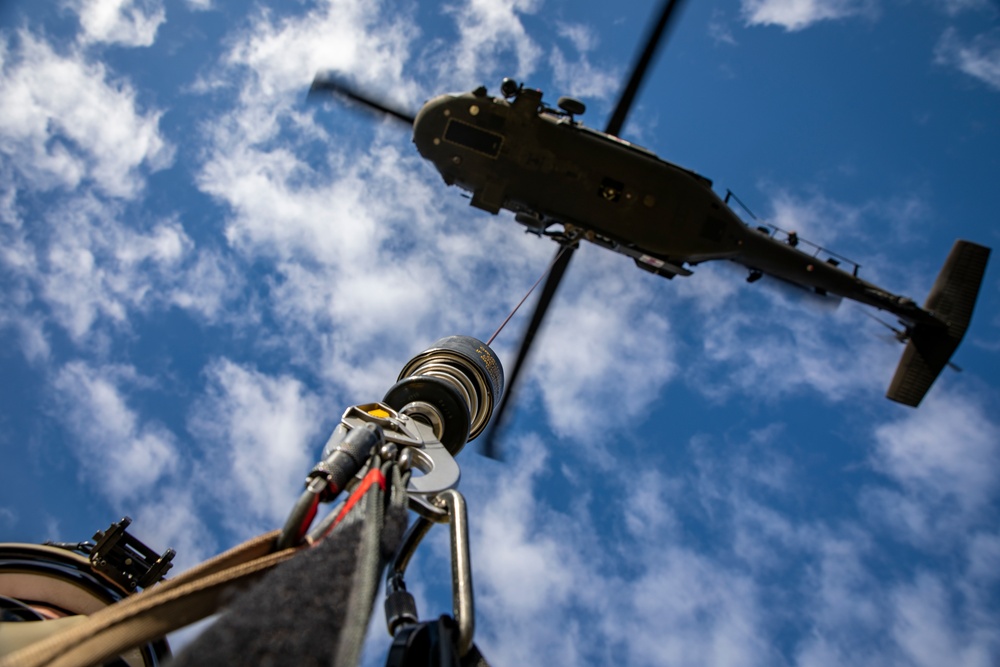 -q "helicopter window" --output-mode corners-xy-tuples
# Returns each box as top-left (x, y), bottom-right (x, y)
(443, 119), (503, 158)
(598, 177), (624, 202)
